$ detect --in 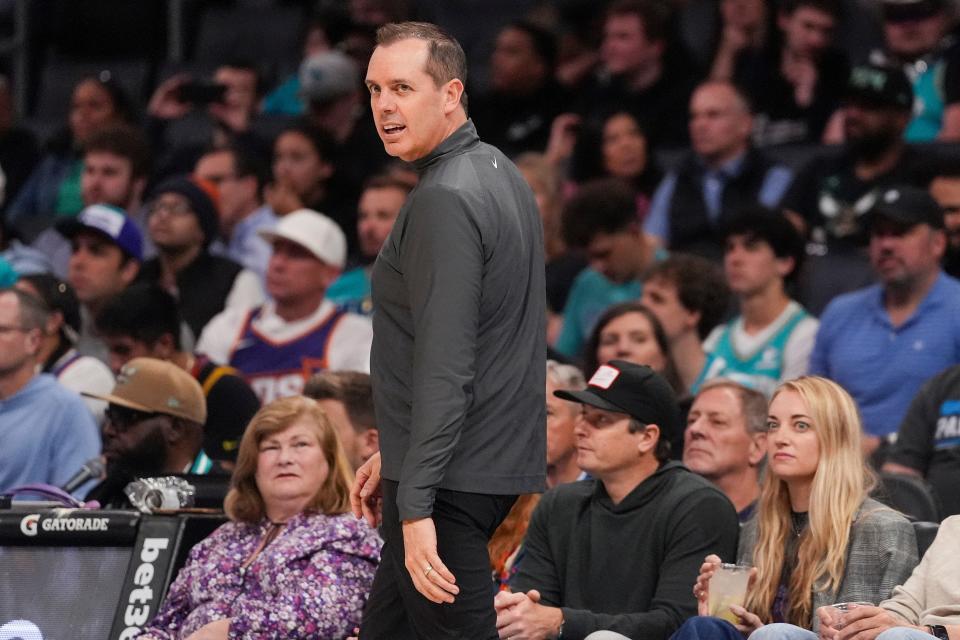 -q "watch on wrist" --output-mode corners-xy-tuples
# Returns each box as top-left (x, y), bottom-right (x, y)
(927, 624), (949, 640)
